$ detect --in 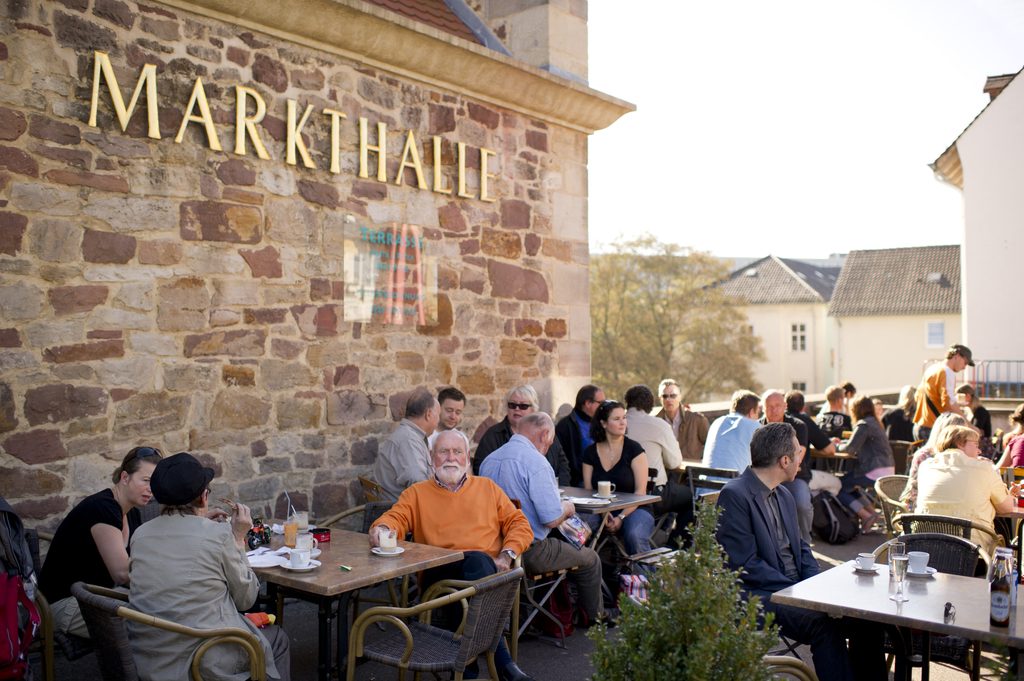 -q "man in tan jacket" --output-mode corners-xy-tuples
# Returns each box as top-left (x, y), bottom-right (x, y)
(654, 378), (709, 461)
